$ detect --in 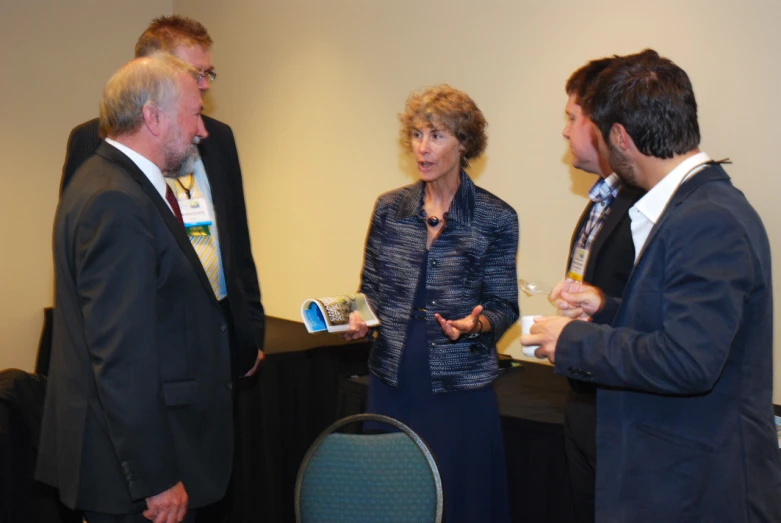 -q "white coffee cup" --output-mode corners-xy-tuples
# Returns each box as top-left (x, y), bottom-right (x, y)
(521, 315), (541, 357)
